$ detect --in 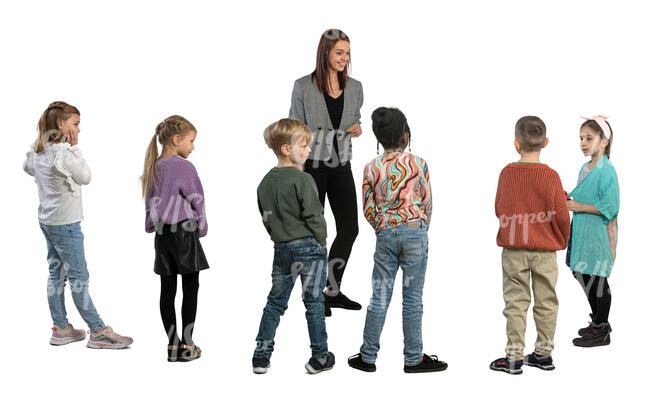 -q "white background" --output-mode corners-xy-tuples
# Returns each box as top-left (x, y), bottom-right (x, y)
(1, 0), (646, 399)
